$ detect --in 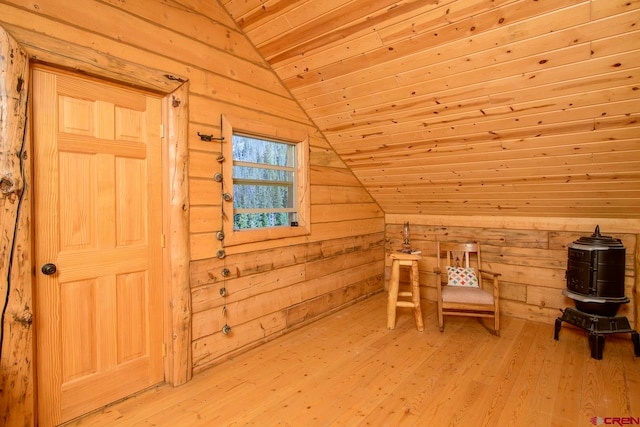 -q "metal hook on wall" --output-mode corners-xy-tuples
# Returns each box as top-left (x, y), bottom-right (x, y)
(197, 132), (225, 142)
